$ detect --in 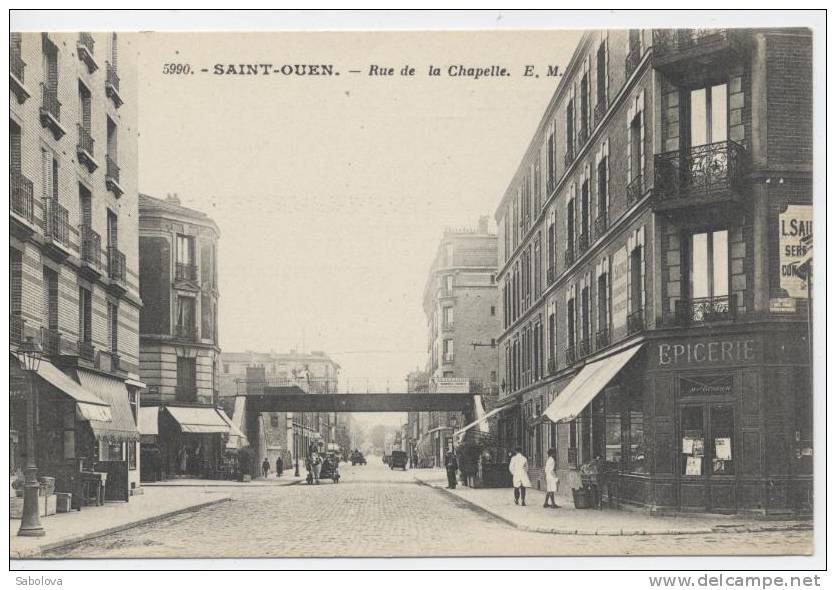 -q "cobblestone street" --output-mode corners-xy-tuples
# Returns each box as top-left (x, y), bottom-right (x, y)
(44, 458), (812, 559)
